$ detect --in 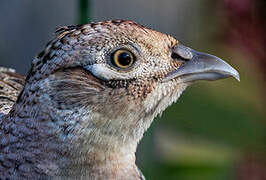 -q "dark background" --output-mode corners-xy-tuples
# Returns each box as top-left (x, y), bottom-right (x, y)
(0, 0), (265, 179)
